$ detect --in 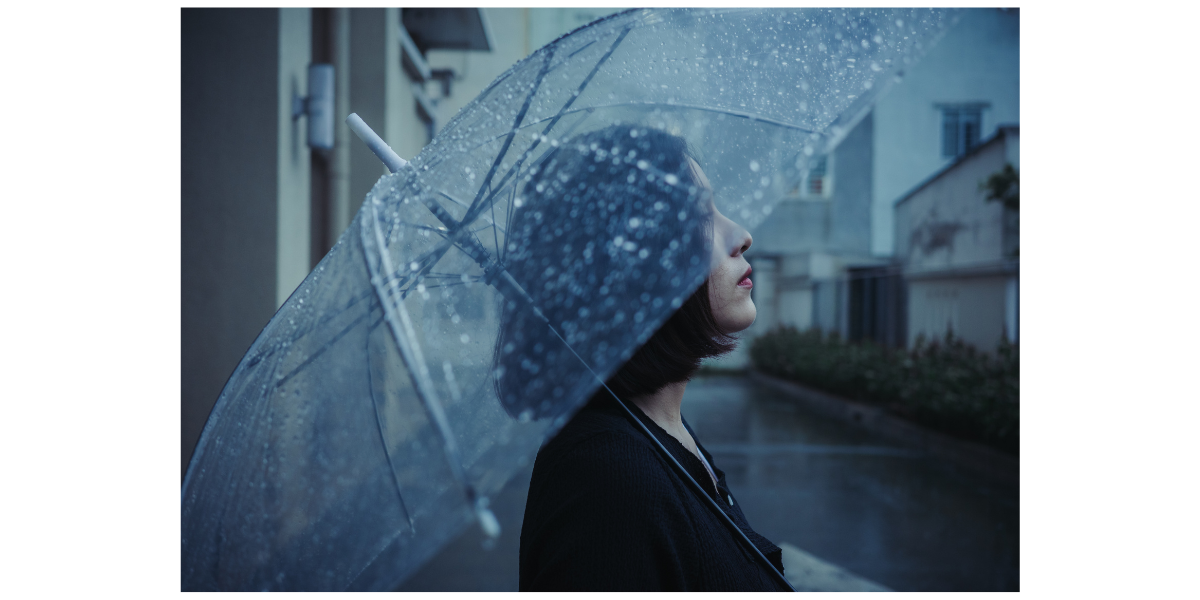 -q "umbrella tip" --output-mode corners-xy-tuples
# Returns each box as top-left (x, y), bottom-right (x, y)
(475, 498), (501, 539)
(345, 113), (410, 173)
